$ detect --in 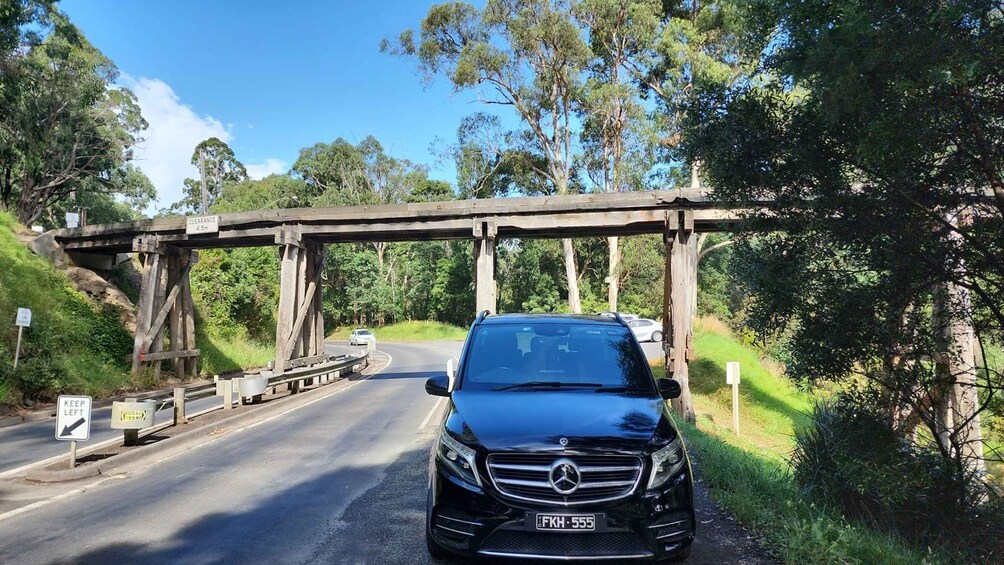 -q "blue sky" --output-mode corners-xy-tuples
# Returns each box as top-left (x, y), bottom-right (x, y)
(61, 0), (500, 208)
